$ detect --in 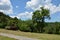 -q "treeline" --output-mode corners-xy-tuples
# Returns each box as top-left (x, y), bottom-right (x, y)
(18, 20), (60, 34)
(0, 7), (60, 34)
(0, 12), (19, 30)
(45, 22), (60, 34)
